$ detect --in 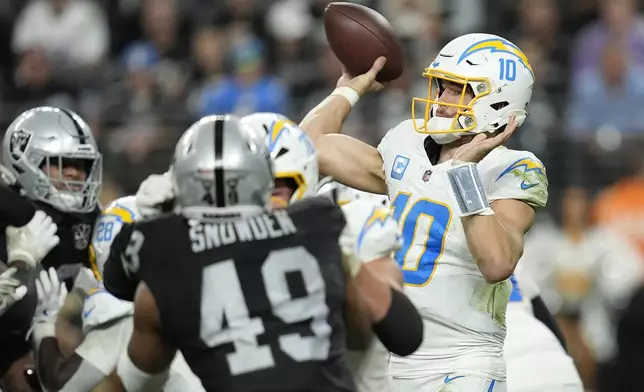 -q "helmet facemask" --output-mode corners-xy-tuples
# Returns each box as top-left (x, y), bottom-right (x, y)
(32, 151), (102, 213)
(412, 68), (494, 144)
